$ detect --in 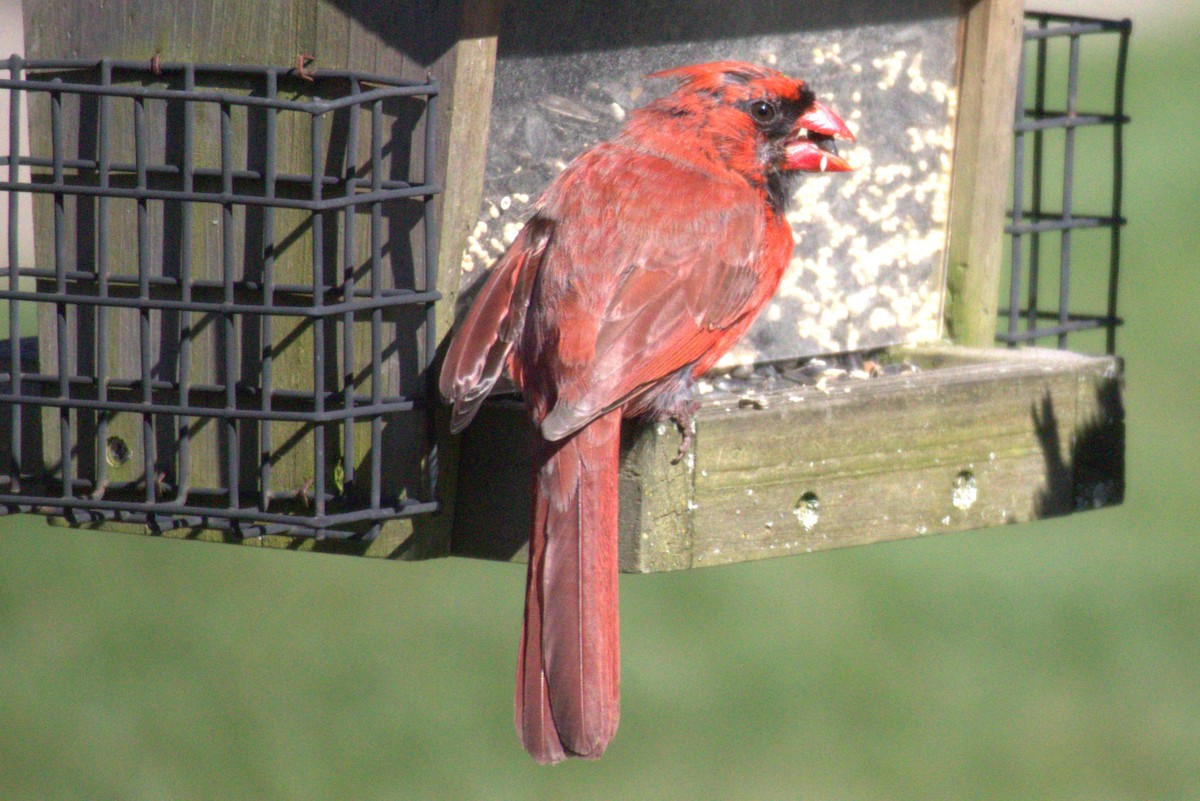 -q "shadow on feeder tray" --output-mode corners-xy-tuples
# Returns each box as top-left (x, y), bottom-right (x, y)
(1033, 378), (1125, 518)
